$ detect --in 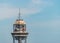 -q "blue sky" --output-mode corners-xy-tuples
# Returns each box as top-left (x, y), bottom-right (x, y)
(0, 0), (60, 43)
